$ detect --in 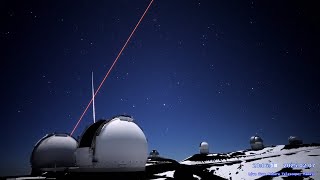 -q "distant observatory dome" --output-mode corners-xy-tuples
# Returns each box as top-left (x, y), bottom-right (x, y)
(250, 136), (264, 150)
(30, 133), (78, 174)
(199, 142), (209, 154)
(149, 150), (160, 157)
(288, 136), (303, 145)
(75, 115), (148, 172)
